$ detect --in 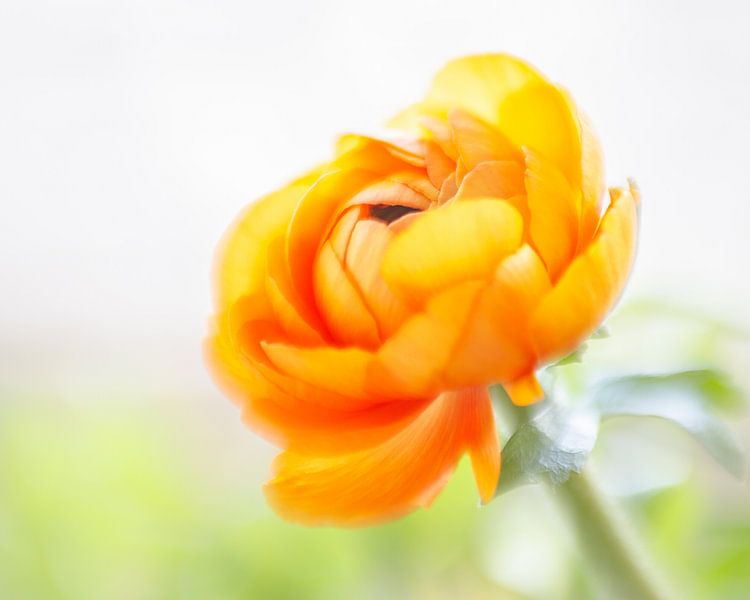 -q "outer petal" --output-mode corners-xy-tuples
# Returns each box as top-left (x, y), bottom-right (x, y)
(423, 54), (542, 127)
(524, 148), (580, 281)
(498, 82), (582, 189)
(530, 186), (639, 362)
(206, 320), (430, 455)
(286, 169), (378, 311)
(381, 199), (523, 304)
(214, 170), (322, 310)
(260, 342), (379, 406)
(264, 387), (500, 526)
